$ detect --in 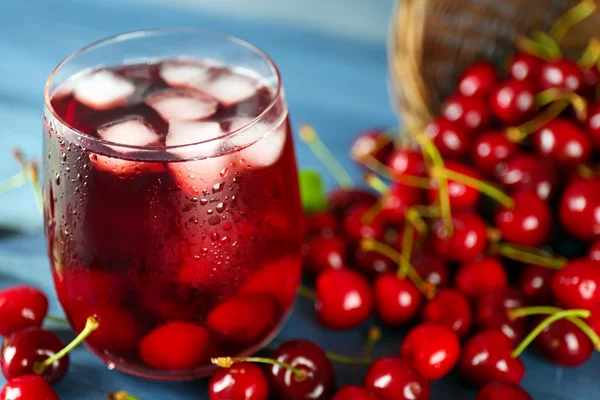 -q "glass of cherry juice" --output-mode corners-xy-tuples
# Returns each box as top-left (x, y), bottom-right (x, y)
(42, 29), (303, 380)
